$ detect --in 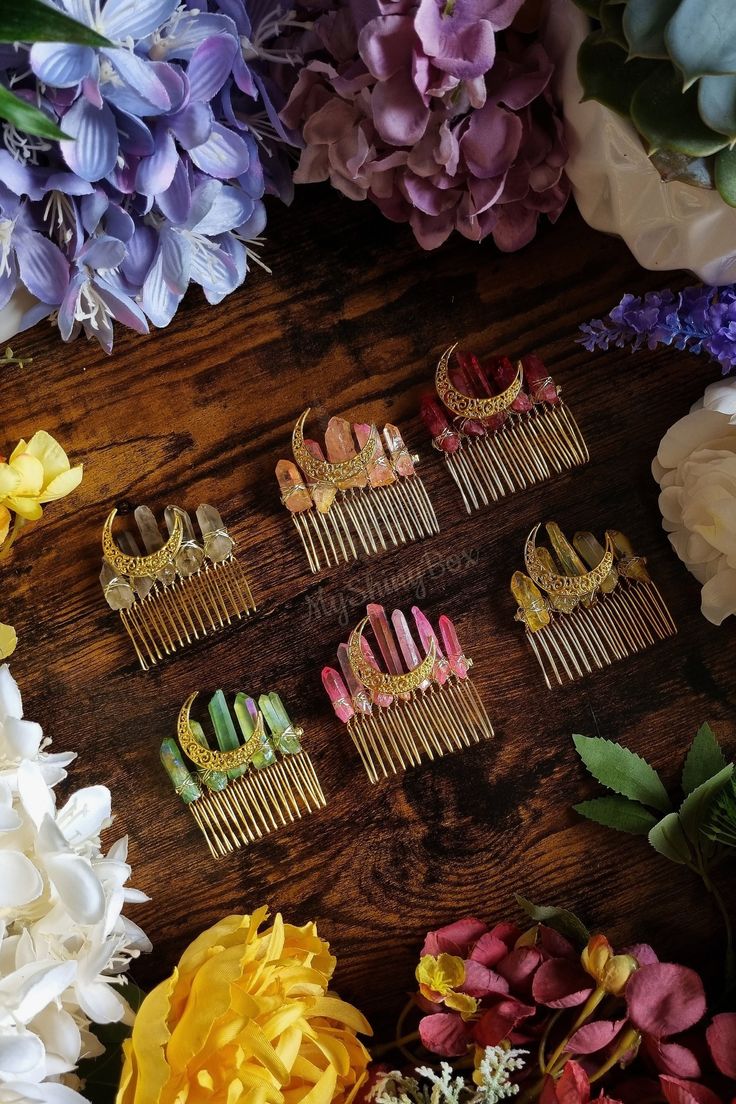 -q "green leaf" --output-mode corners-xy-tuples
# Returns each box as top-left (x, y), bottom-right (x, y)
(578, 33), (663, 118)
(631, 66), (729, 156)
(77, 984), (145, 1104)
(0, 86), (68, 140)
(574, 795), (659, 835)
(699, 74), (736, 141)
(623, 0), (679, 59)
(682, 723), (728, 794)
(648, 812), (693, 865)
(0, 0), (110, 45)
(716, 145), (736, 207)
(572, 734), (672, 813)
(703, 777), (736, 848)
(679, 763), (734, 844)
(515, 895), (590, 947)
(666, 0), (736, 87)
(599, 2), (627, 50)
